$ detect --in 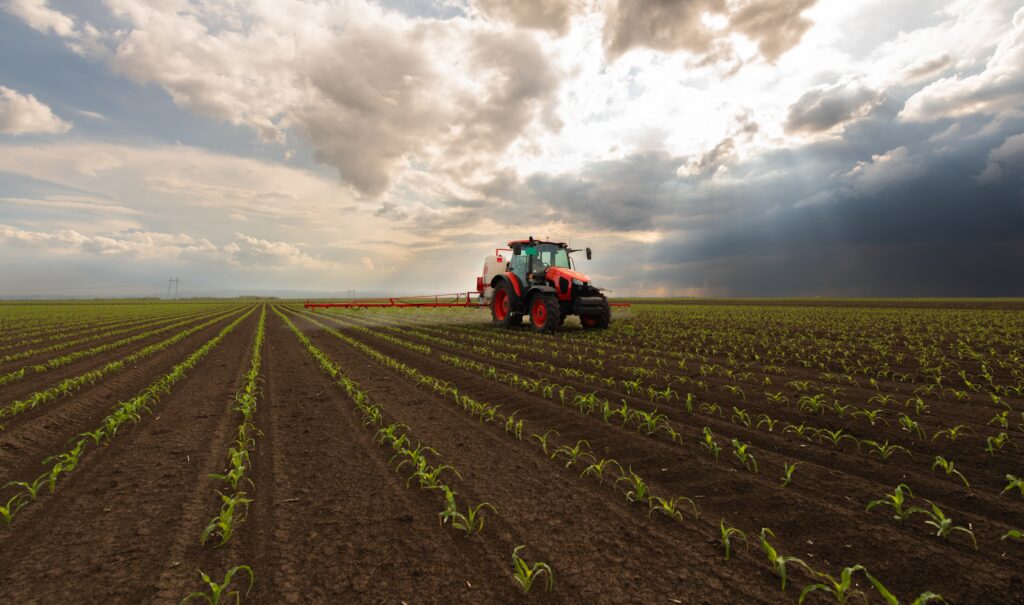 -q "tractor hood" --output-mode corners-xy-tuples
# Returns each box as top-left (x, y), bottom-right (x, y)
(546, 266), (591, 283)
